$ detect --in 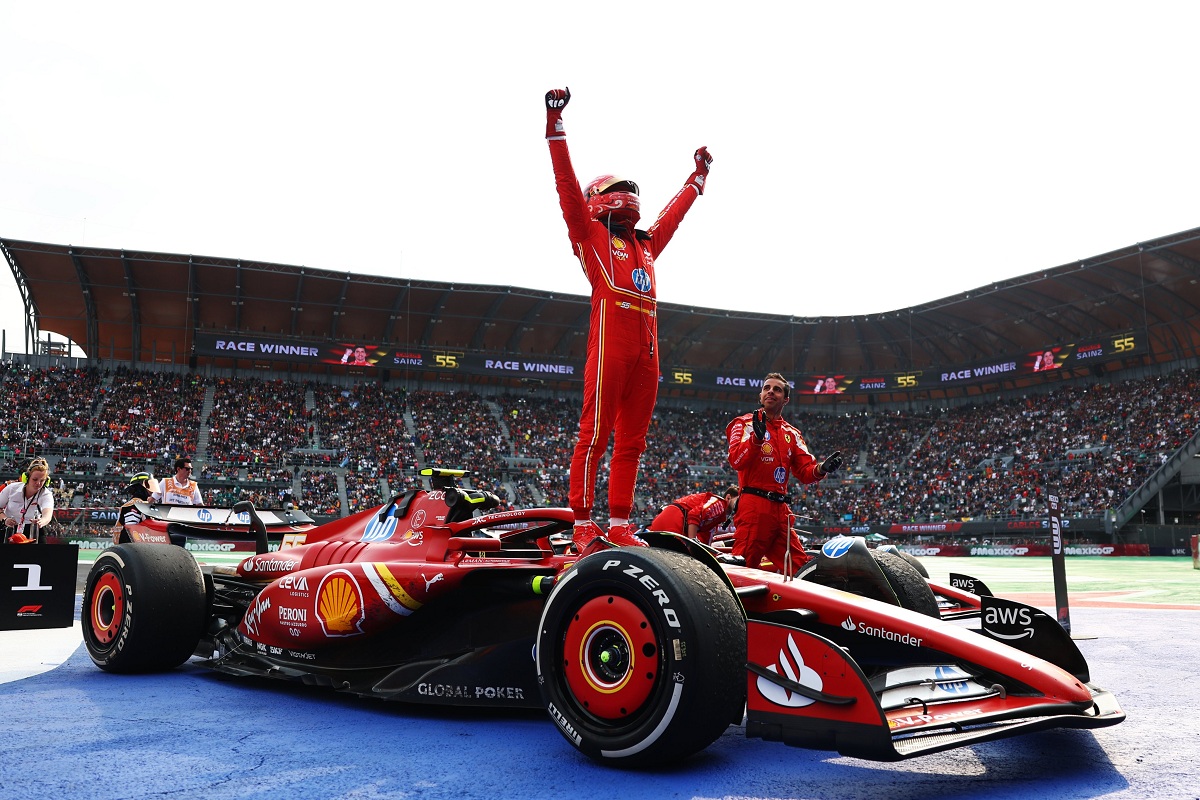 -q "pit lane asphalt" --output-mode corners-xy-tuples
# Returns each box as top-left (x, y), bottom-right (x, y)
(3, 604), (1197, 800)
